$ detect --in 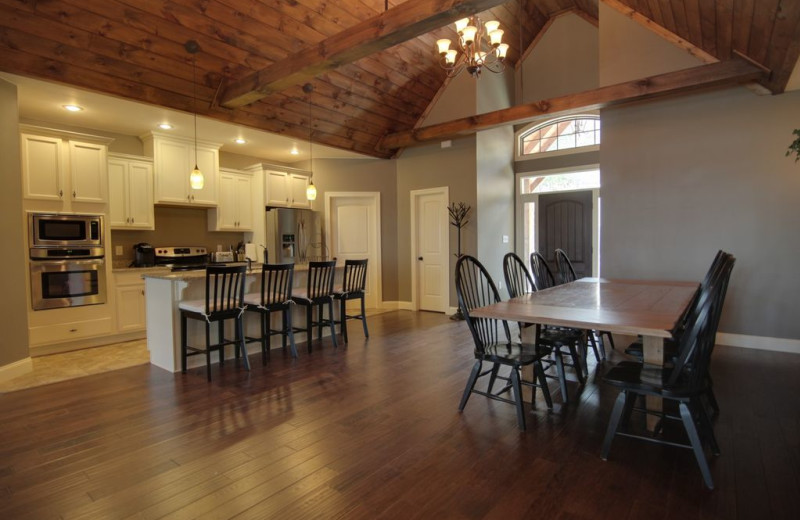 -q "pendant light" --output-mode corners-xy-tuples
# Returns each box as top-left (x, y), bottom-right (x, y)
(303, 83), (317, 201)
(186, 40), (204, 190)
